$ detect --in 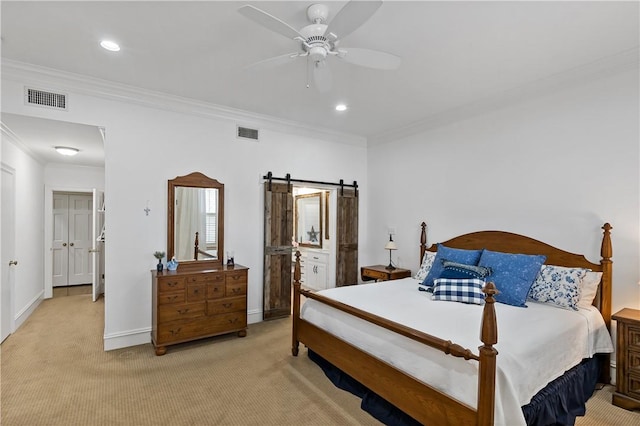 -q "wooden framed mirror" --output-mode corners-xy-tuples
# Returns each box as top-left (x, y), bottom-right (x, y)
(168, 172), (224, 269)
(295, 192), (322, 248)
